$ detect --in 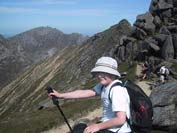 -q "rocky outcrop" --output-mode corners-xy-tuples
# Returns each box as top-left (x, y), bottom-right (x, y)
(150, 82), (177, 131)
(113, 0), (177, 63)
(112, 2), (177, 130)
